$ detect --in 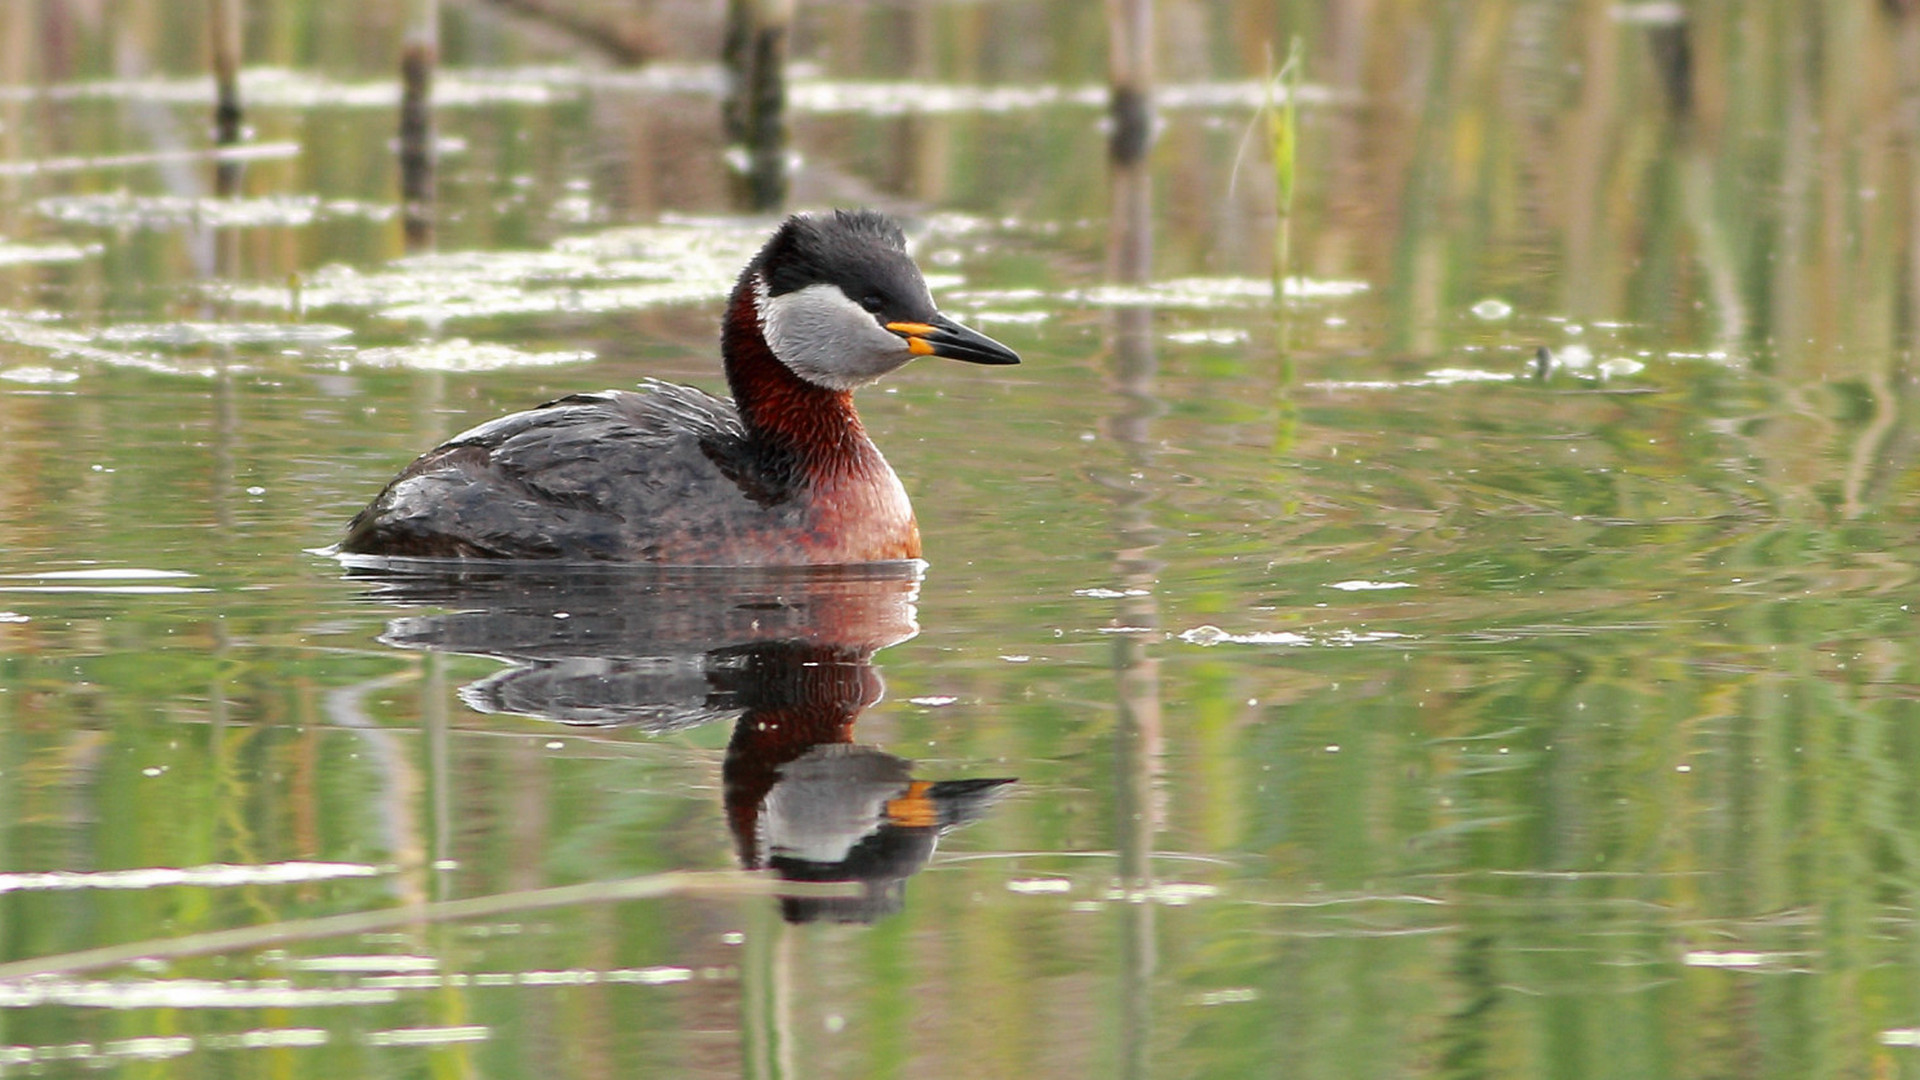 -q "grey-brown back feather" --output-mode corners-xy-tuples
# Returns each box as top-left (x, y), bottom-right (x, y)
(341, 381), (805, 560)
